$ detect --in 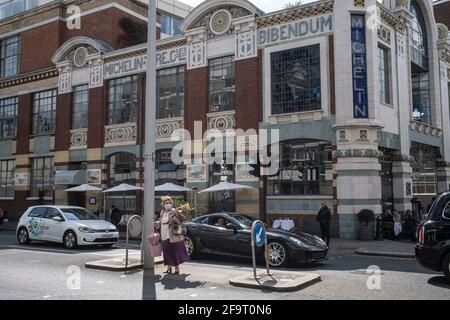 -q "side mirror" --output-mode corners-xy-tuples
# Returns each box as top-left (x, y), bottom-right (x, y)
(52, 216), (63, 222)
(226, 223), (237, 233)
